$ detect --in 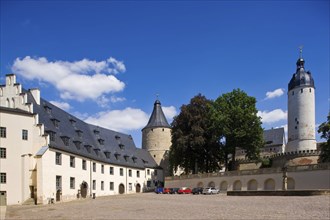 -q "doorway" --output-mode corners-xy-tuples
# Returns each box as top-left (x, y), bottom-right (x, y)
(80, 181), (88, 198)
(119, 184), (125, 194)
